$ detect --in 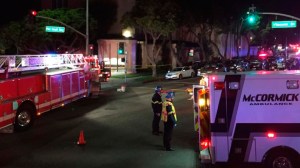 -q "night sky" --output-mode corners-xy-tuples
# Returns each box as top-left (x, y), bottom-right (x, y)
(1, 0), (300, 44)
(0, 0), (40, 25)
(1, 0), (300, 24)
(210, 0), (300, 17)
